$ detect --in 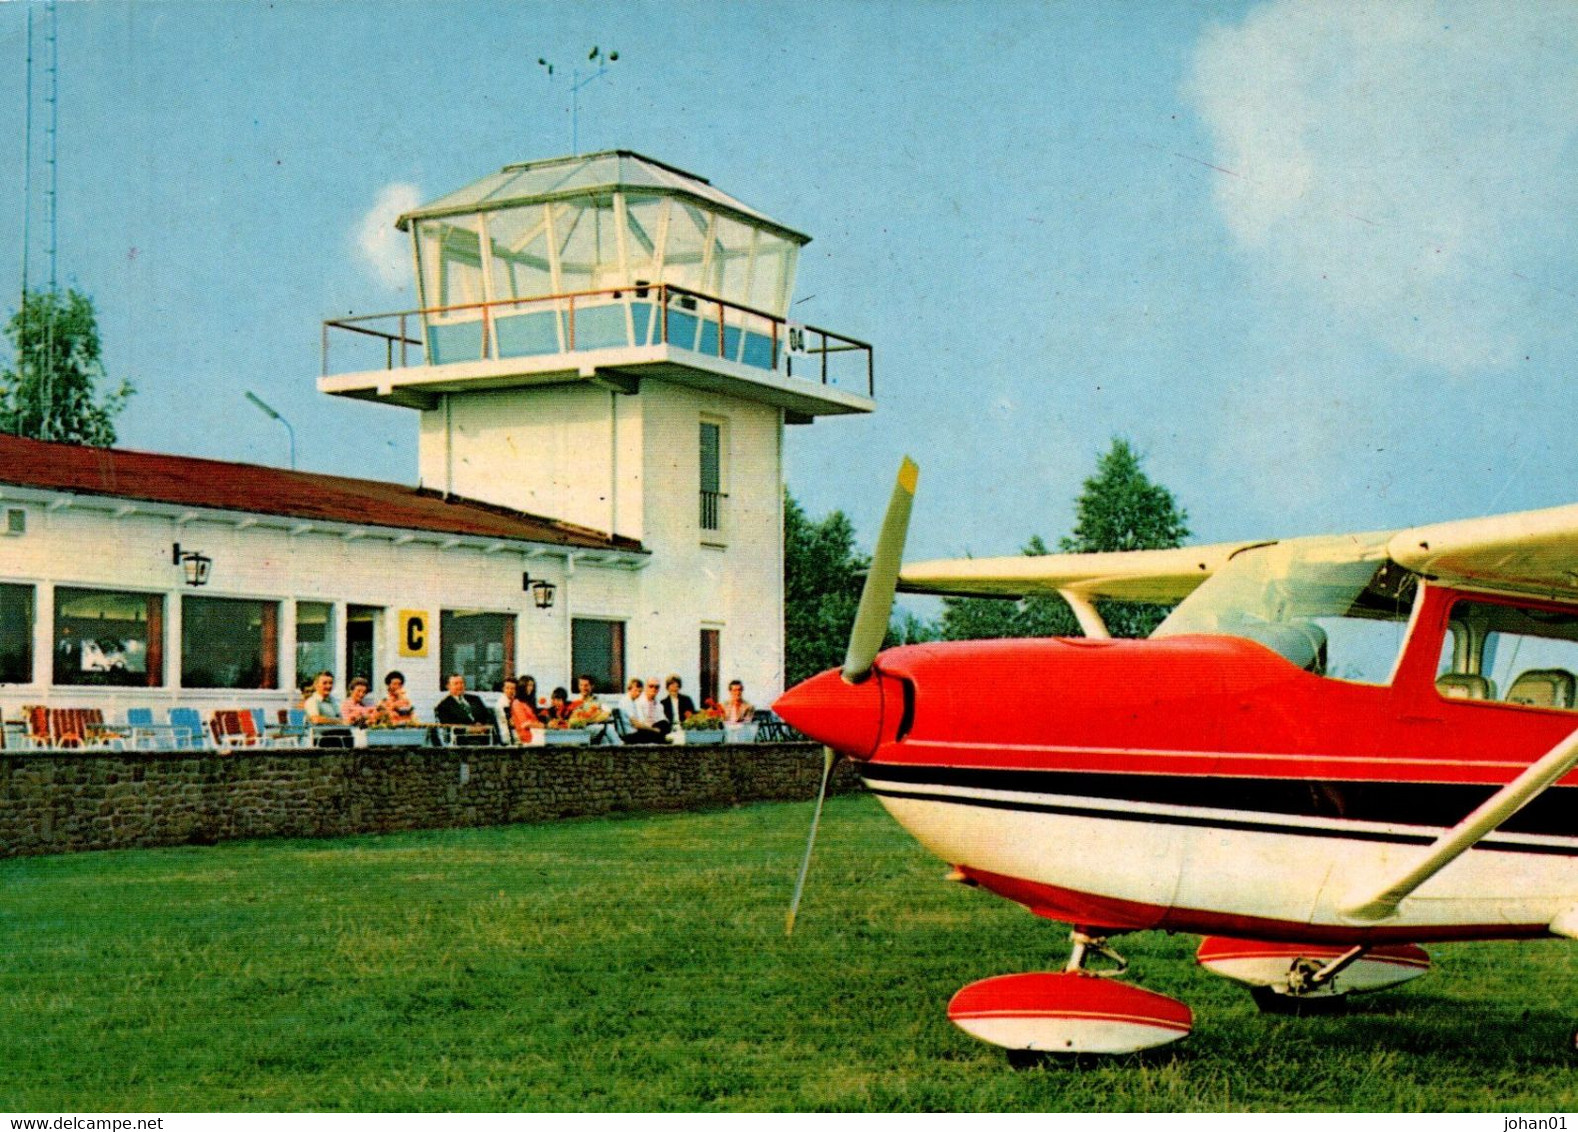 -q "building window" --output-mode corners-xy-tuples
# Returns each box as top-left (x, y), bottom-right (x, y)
(295, 601), (335, 686)
(182, 597), (279, 689)
(571, 618), (625, 696)
(54, 587), (164, 687)
(699, 420), (723, 531)
(440, 610), (516, 692)
(0, 583), (34, 684)
(700, 627), (720, 707)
